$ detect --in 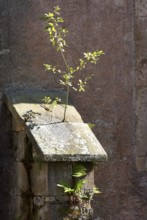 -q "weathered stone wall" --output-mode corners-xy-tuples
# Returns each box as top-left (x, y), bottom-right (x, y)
(0, 0), (147, 219)
(0, 104), (14, 219)
(135, 0), (147, 171)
